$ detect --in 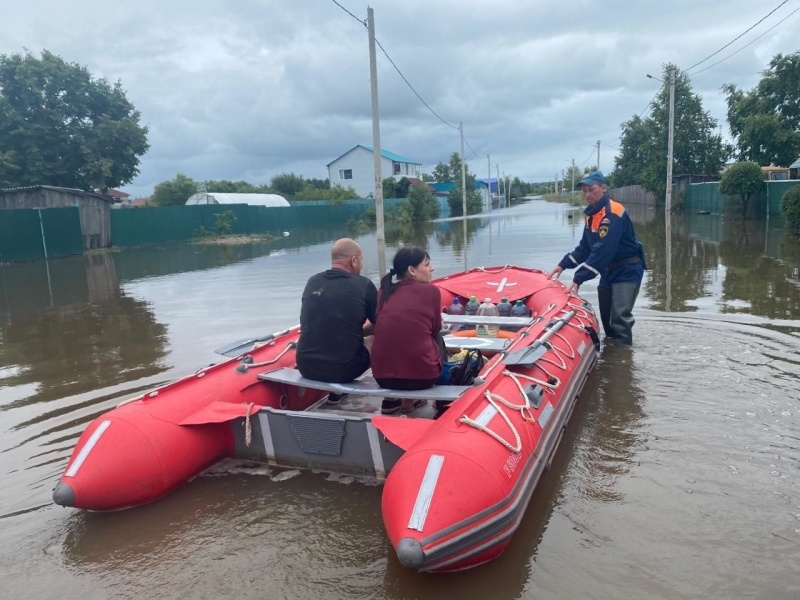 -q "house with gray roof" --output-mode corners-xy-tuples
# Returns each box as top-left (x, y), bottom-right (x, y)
(326, 145), (422, 198)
